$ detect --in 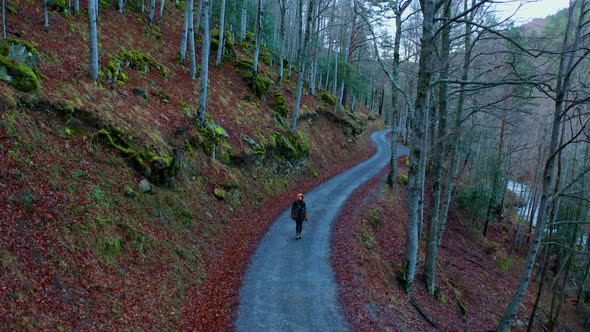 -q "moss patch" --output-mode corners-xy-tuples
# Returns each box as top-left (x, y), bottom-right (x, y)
(102, 48), (168, 84)
(319, 92), (337, 107)
(93, 128), (179, 184)
(0, 55), (40, 92)
(195, 115), (234, 164)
